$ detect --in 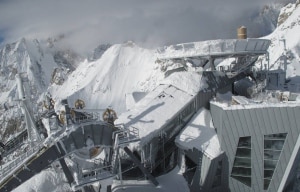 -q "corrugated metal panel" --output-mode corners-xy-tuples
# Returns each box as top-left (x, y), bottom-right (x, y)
(196, 91), (215, 110)
(291, 107), (300, 141)
(210, 103), (222, 130)
(250, 109), (264, 191)
(200, 155), (211, 185)
(210, 103), (300, 192)
(280, 107), (294, 153)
